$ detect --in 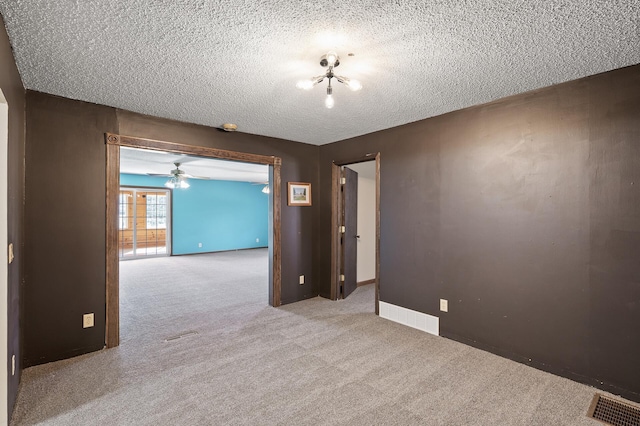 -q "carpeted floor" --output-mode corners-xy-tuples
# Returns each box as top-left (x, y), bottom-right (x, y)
(11, 249), (606, 425)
